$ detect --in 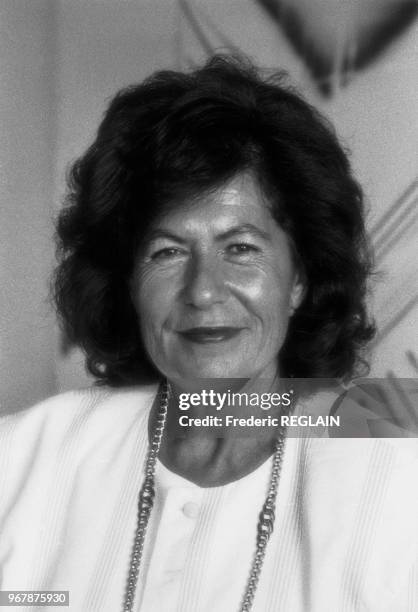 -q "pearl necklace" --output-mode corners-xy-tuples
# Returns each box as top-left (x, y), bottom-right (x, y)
(123, 382), (287, 612)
